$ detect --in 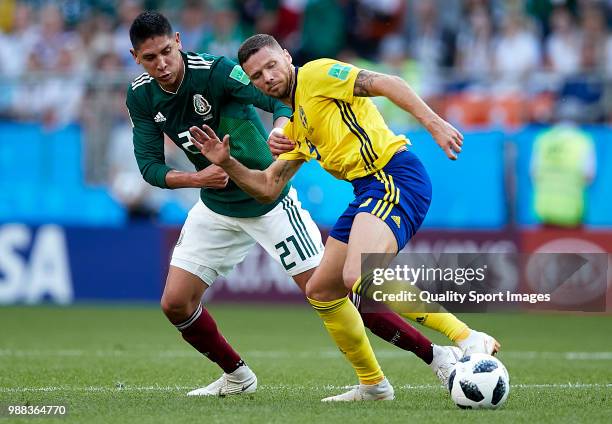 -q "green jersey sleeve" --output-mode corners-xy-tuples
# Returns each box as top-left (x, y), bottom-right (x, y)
(214, 57), (292, 122)
(126, 85), (172, 189)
